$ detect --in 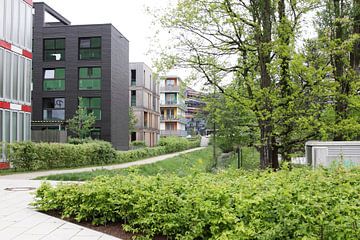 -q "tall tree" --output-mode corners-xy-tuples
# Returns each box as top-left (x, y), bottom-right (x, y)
(153, 0), (322, 168)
